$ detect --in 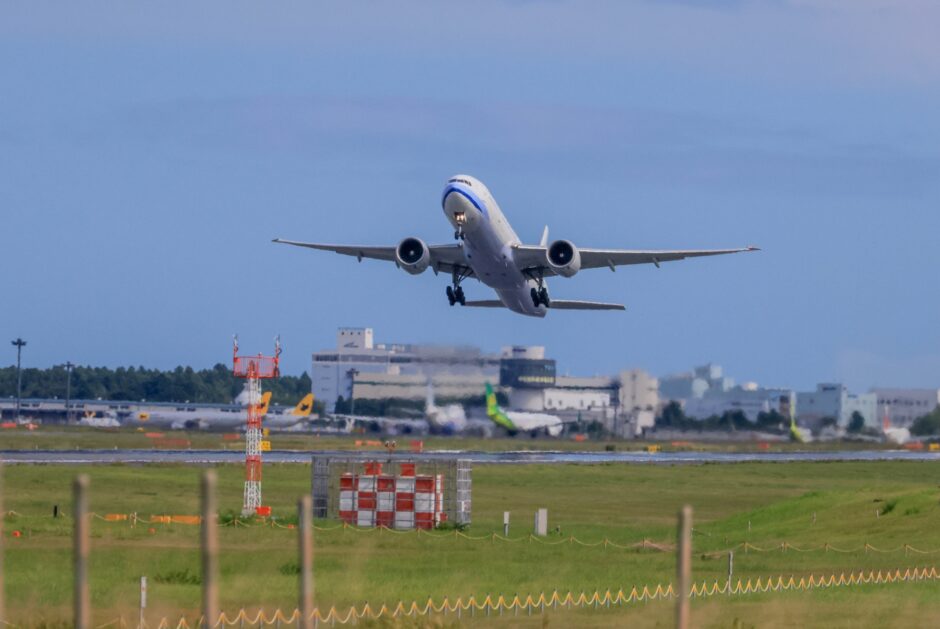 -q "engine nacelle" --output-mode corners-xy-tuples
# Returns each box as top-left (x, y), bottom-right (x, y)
(546, 239), (581, 277)
(396, 237), (430, 275)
